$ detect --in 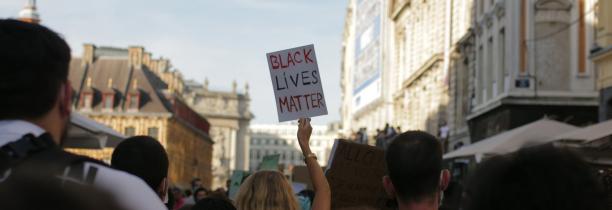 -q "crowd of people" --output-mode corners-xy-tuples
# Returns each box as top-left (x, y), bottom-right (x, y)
(0, 19), (610, 210)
